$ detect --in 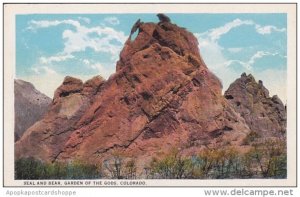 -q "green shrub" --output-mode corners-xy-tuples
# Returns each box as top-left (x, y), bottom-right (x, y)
(15, 158), (102, 180)
(246, 138), (287, 178)
(15, 139), (286, 179)
(147, 149), (192, 179)
(146, 142), (286, 179)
